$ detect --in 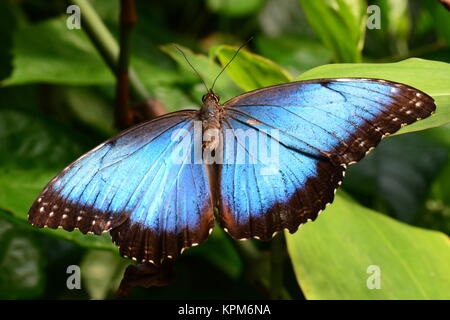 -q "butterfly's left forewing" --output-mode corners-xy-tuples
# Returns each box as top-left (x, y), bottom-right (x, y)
(224, 79), (435, 166)
(29, 111), (214, 263)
